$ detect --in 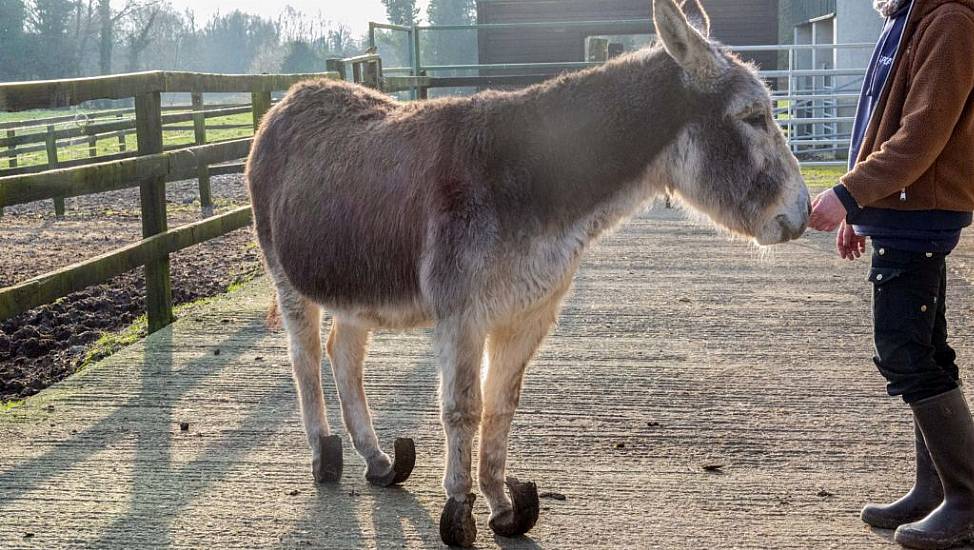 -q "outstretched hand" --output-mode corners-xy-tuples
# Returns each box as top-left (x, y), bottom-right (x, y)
(836, 221), (866, 260)
(809, 189), (847, 232)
